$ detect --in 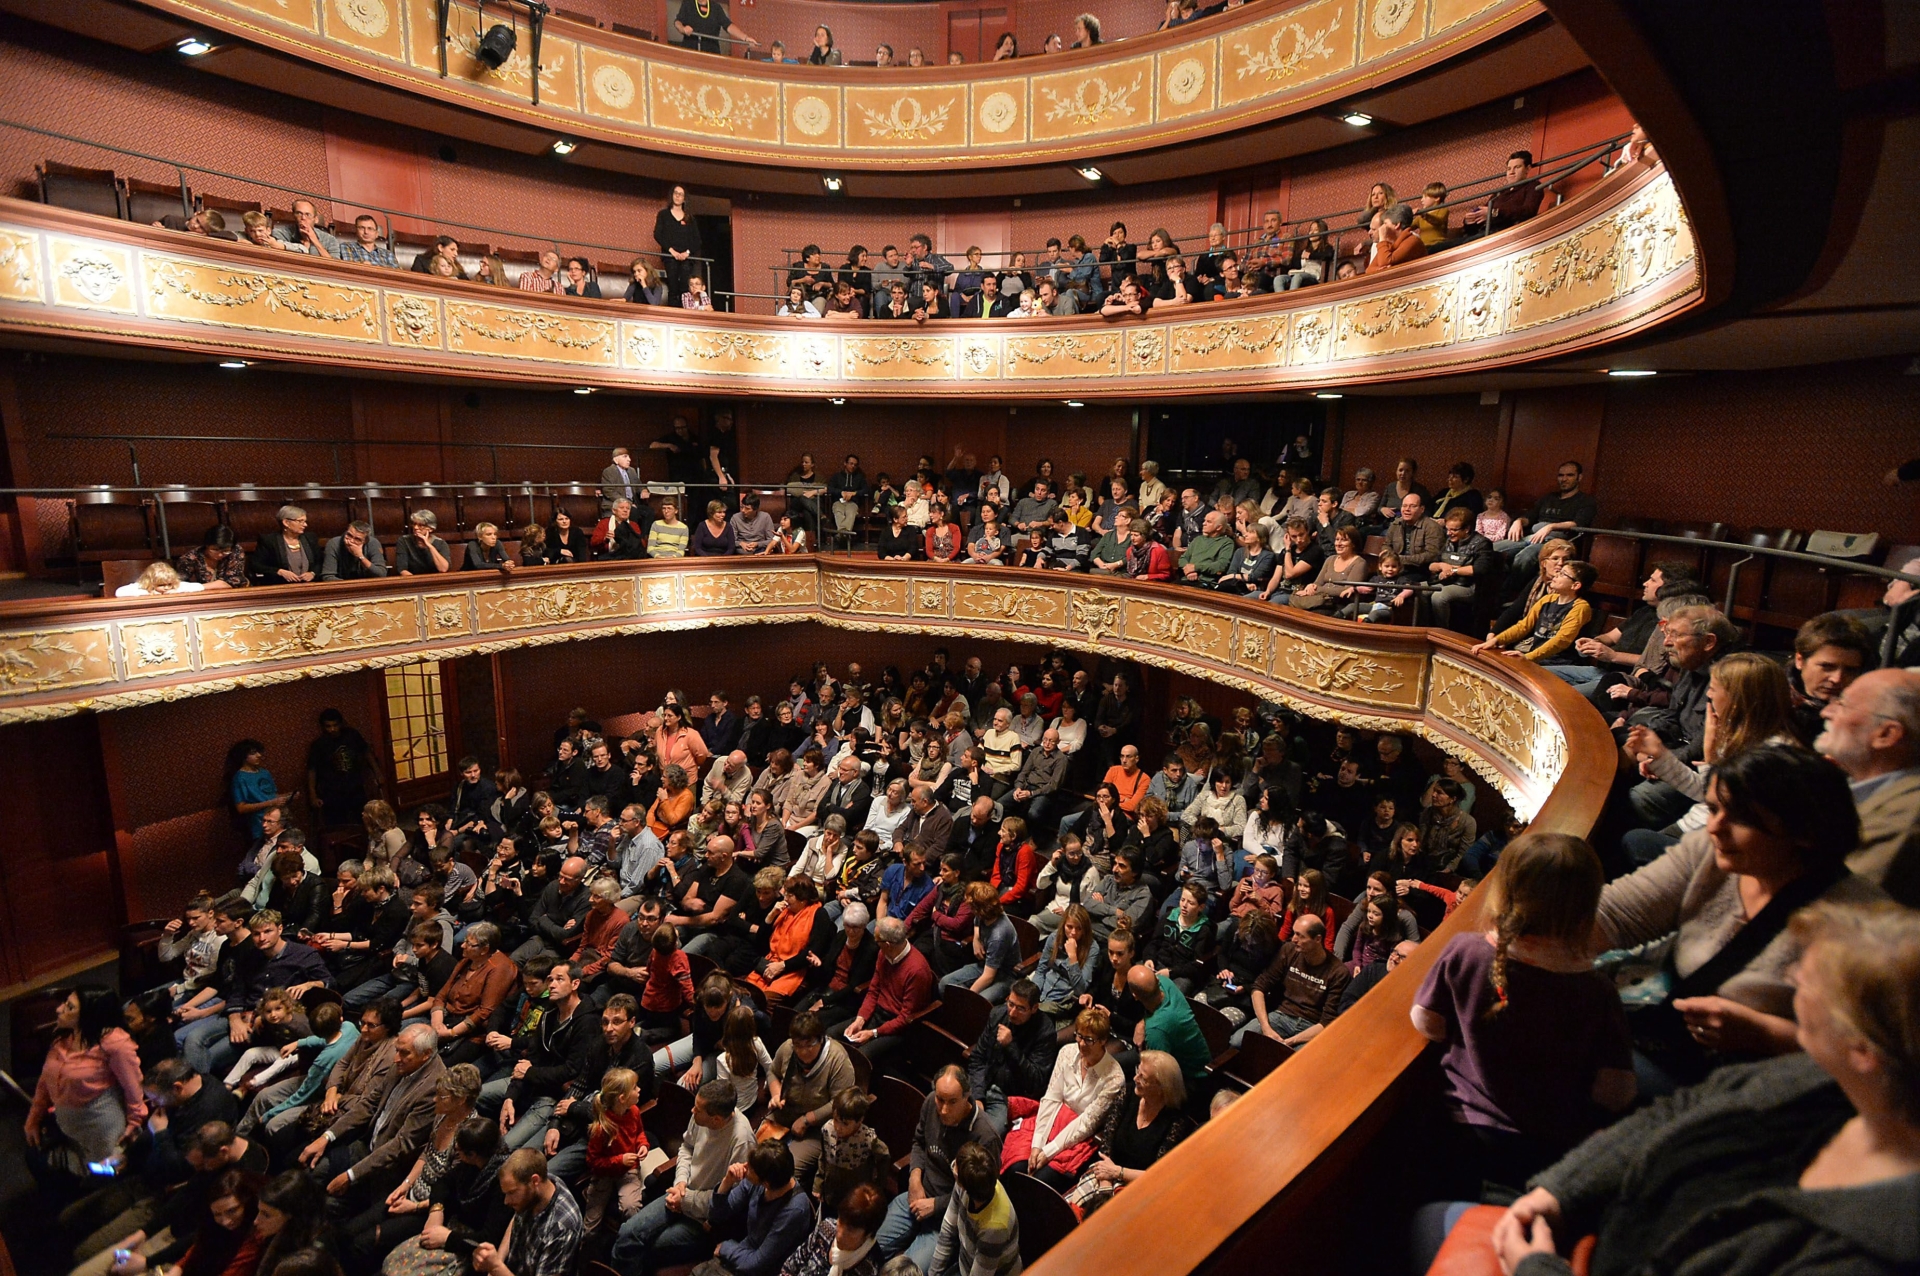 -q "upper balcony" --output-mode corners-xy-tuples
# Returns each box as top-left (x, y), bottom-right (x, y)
(0, 154), (1696, 399)
(9, 0), (1570, 193)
